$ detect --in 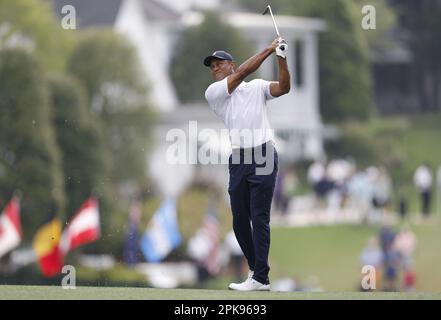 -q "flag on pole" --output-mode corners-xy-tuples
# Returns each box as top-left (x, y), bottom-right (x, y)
(0, 196), (21, 258)
(60, 197), (100, 254)
(188, 200), (220, 275)
(139, 198), (182, 263)
(33, 217), (63, 277)
(123, 200), (142, 265)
